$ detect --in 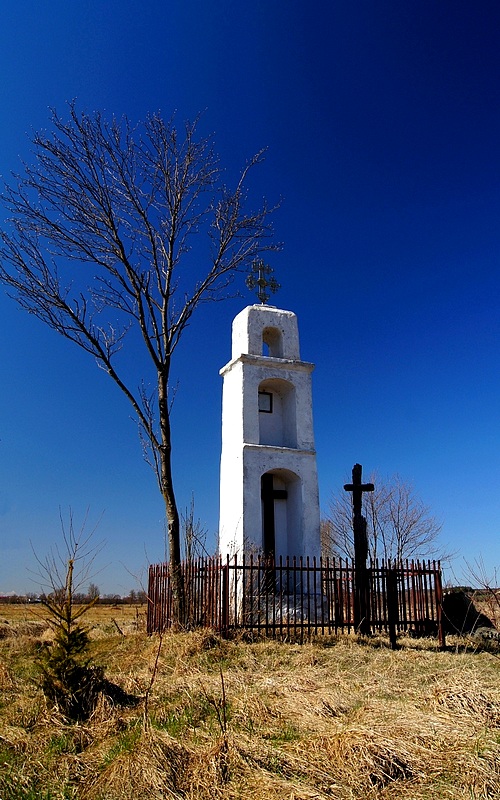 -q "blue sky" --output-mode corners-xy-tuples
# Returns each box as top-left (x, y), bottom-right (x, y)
(0, 1), (499, 594)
